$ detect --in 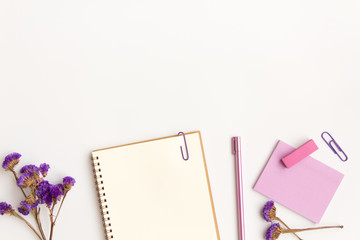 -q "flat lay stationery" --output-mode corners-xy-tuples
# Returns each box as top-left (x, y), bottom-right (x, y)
(91, 131), (220, 240)
(88, 131), (347, 240)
